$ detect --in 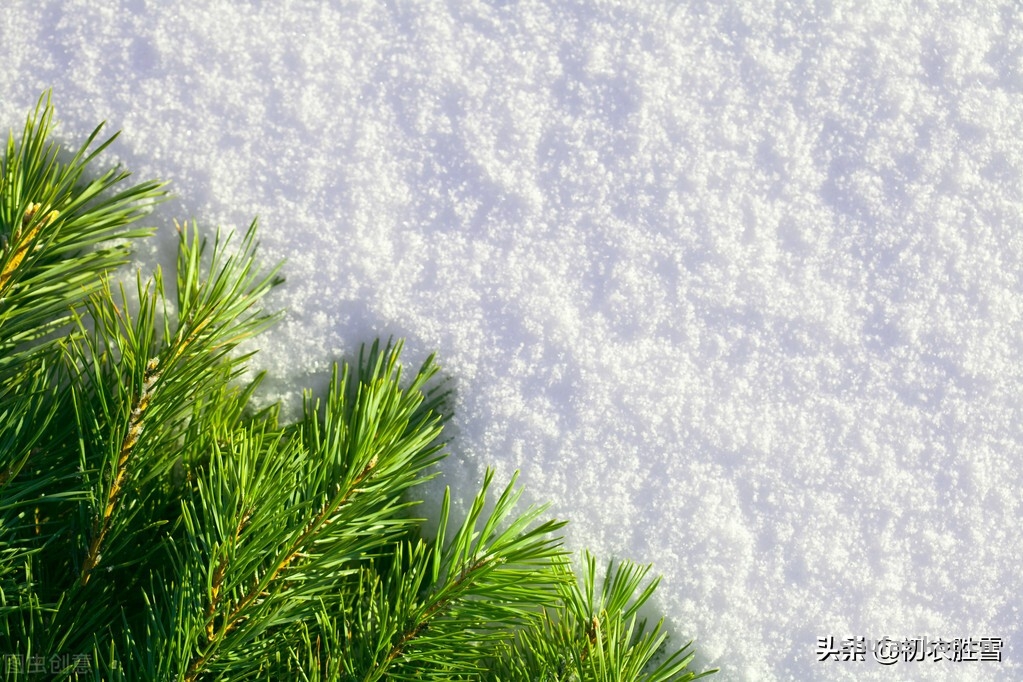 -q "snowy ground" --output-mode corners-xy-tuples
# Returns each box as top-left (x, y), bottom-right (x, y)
(3, 1), (1021, 679)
